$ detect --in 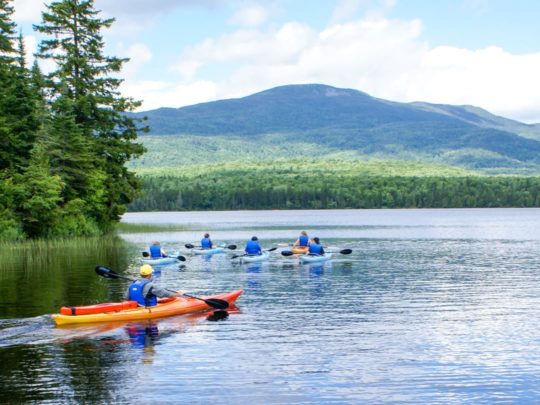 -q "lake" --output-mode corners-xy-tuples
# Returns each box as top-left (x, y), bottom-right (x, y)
(1, 208), (540, 403)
